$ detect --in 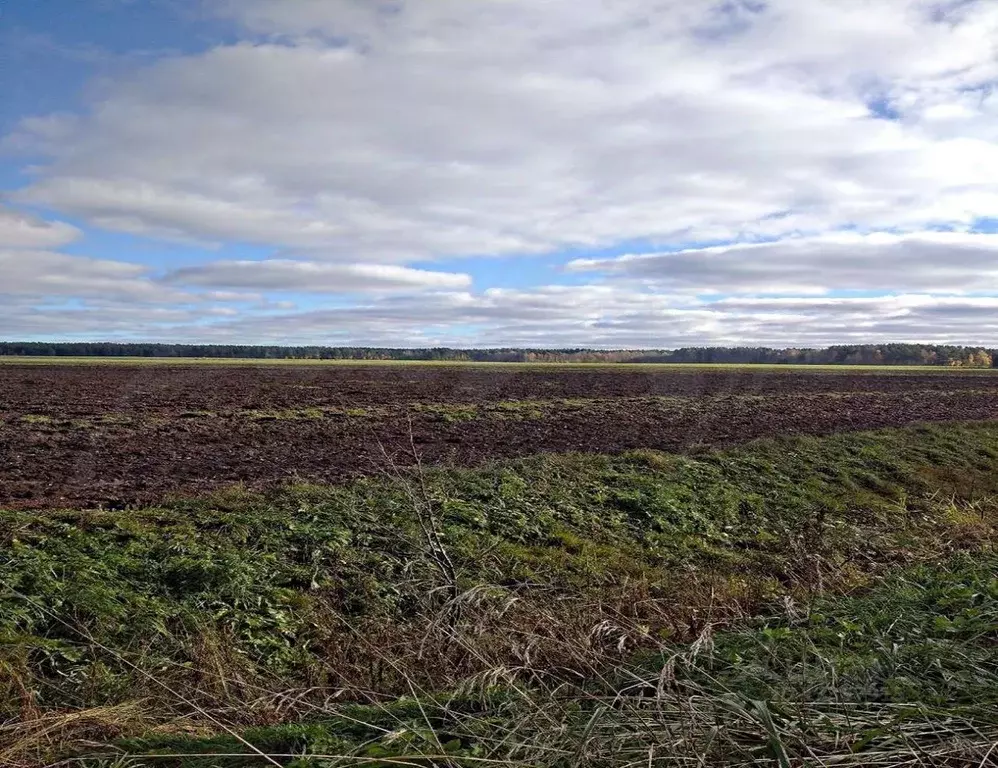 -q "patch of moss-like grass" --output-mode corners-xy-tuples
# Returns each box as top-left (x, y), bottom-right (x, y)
(6, 422), (998, 765)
